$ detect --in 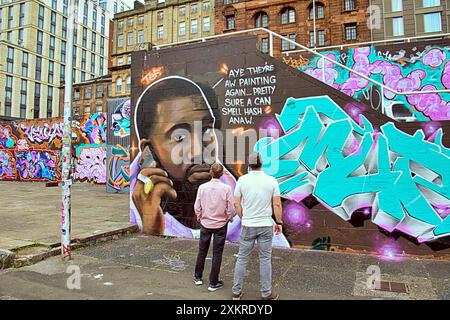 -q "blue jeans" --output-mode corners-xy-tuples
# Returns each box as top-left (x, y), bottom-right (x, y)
(232, 226), (273, 298)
